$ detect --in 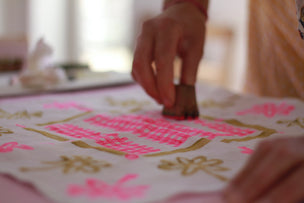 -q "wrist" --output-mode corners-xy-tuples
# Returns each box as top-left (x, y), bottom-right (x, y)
(163, 0), (209, 20)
